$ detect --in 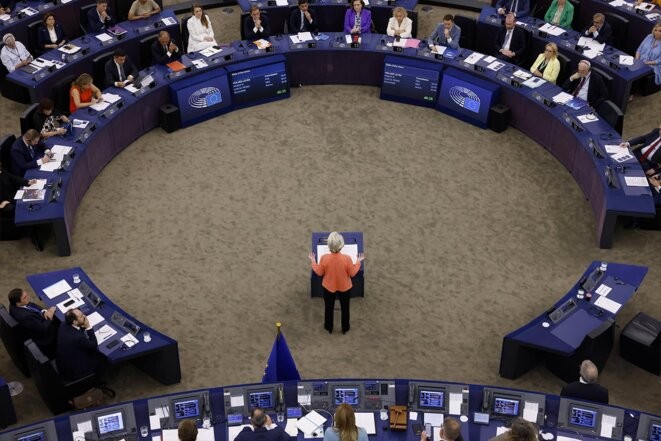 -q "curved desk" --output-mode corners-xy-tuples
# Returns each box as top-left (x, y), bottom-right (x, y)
(1, 378), (660, 441)
(498, 261), (647, 381)
(26, 267), (181, 385)
(13, 32), (655, 254)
